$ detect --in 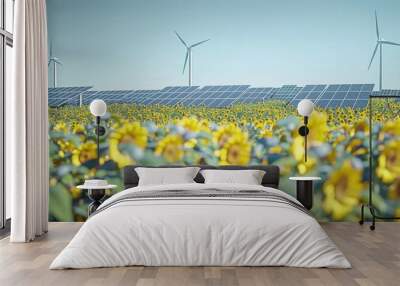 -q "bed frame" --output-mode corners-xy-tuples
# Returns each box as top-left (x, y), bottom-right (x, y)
(123, 165), (280, 189)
